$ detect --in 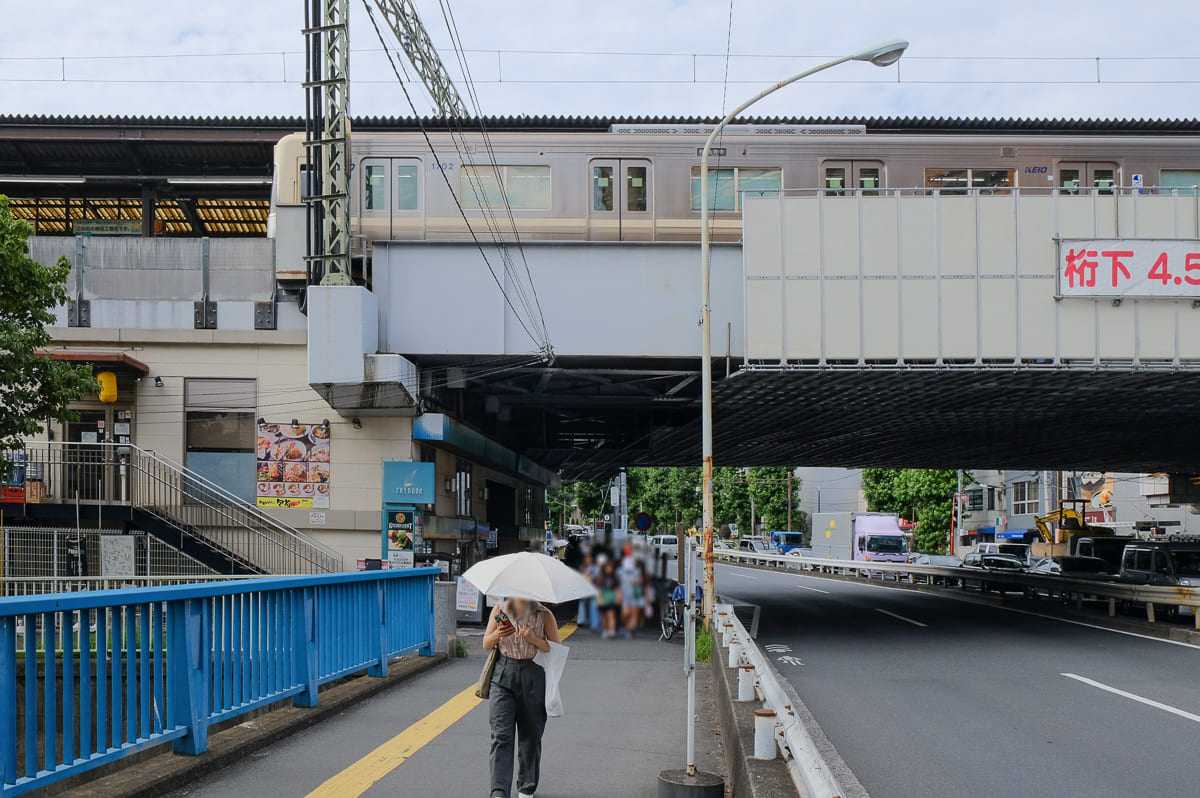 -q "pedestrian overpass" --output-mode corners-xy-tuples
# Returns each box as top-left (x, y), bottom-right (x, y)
(310, 187), (1200, 478)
